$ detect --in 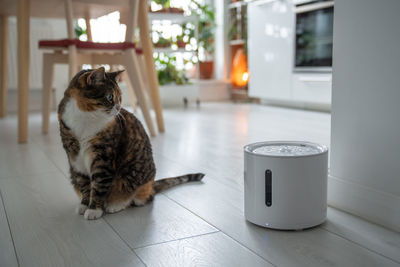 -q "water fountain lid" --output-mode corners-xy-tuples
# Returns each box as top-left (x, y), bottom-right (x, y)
(244, 141), (328, 158)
